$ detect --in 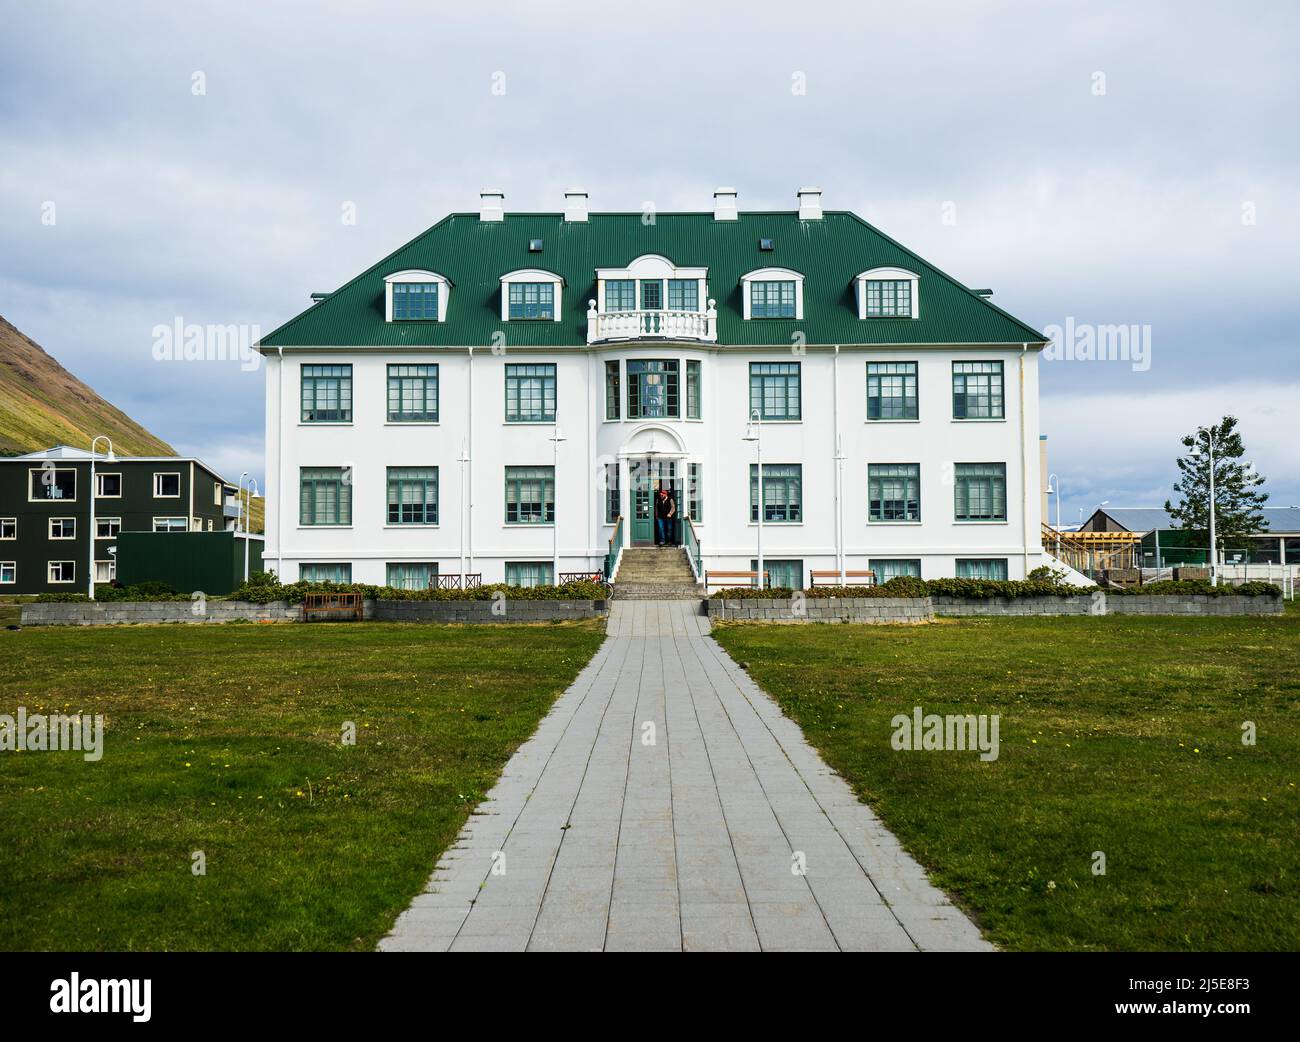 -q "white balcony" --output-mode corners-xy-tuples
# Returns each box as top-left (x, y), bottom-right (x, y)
(586, 300), (717, 344)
